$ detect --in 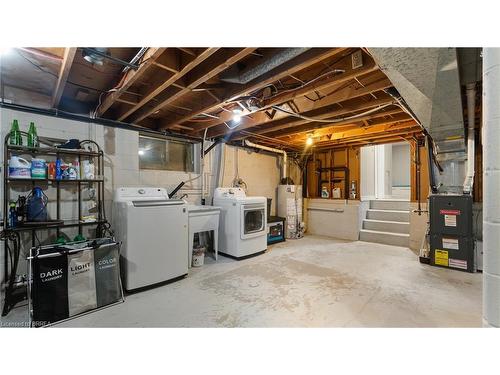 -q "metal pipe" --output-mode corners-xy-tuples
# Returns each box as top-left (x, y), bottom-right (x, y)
(463, 83), (477, 194)
(482, 48), (500, 327)
(244, 139), (287, 180)
(414, 138), (422, 215)
(426, 135), (438, 193)
(122, 47), (148, 73)
(82, 48), (140, 70)
(0, 102), (203, 143)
